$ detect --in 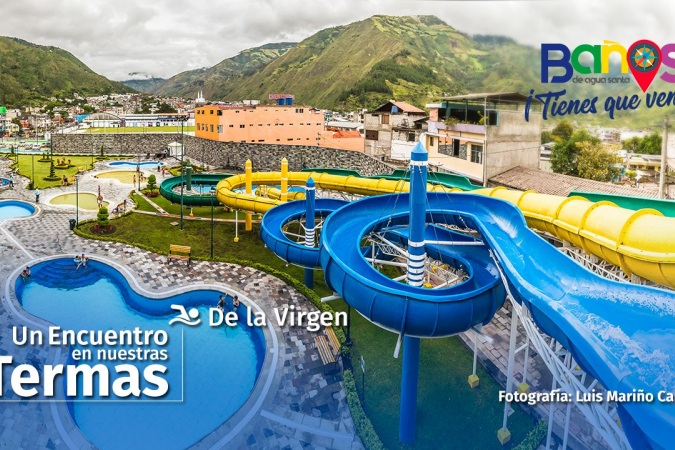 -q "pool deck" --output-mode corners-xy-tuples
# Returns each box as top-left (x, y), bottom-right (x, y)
(0, 158), (363, 450)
